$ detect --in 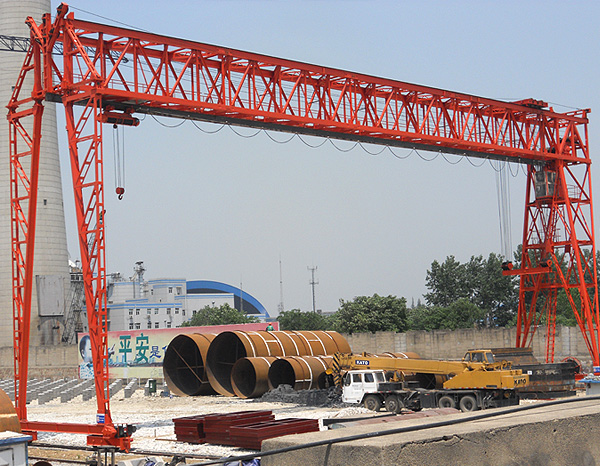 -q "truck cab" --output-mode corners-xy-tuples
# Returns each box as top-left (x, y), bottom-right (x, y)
(463, 349), (495, 364)
(341, 370), (386, 404)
